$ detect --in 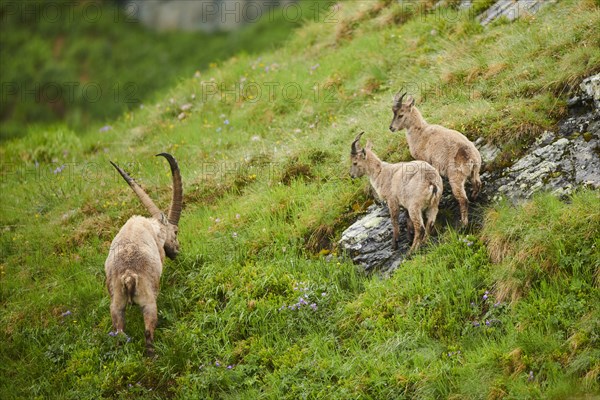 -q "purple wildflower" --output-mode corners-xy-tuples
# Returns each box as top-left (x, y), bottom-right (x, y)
(482, 291), (489, 301)
(310, 303), (317, 311)
(227, 365), (233, 369)
(99, 125), (112, 133)
(310, 63), (320, 70)
(472, 321), (480, 327)
(61, 310), (72, 317)
(215, 361), (221, 367)
(321, 292), (327, 297)
(528, 370), (534, 382)
(494, 301), (501, 307)
(53, 165), (65, 174)
(224, 119), (230, 125)
(108, 331), (118, 337)
(485, 320), (490, 326)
